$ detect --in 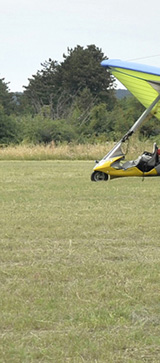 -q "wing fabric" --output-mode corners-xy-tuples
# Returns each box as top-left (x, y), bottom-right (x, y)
(101, 59), (160, 120)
